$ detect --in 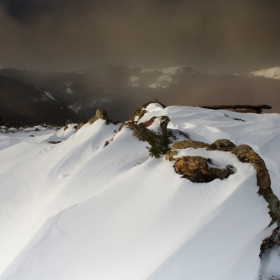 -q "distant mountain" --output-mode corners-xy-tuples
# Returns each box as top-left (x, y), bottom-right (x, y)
(248, 67), (280, 80)
(0, 64), (279, 126)
(0, 75), (79, 126)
